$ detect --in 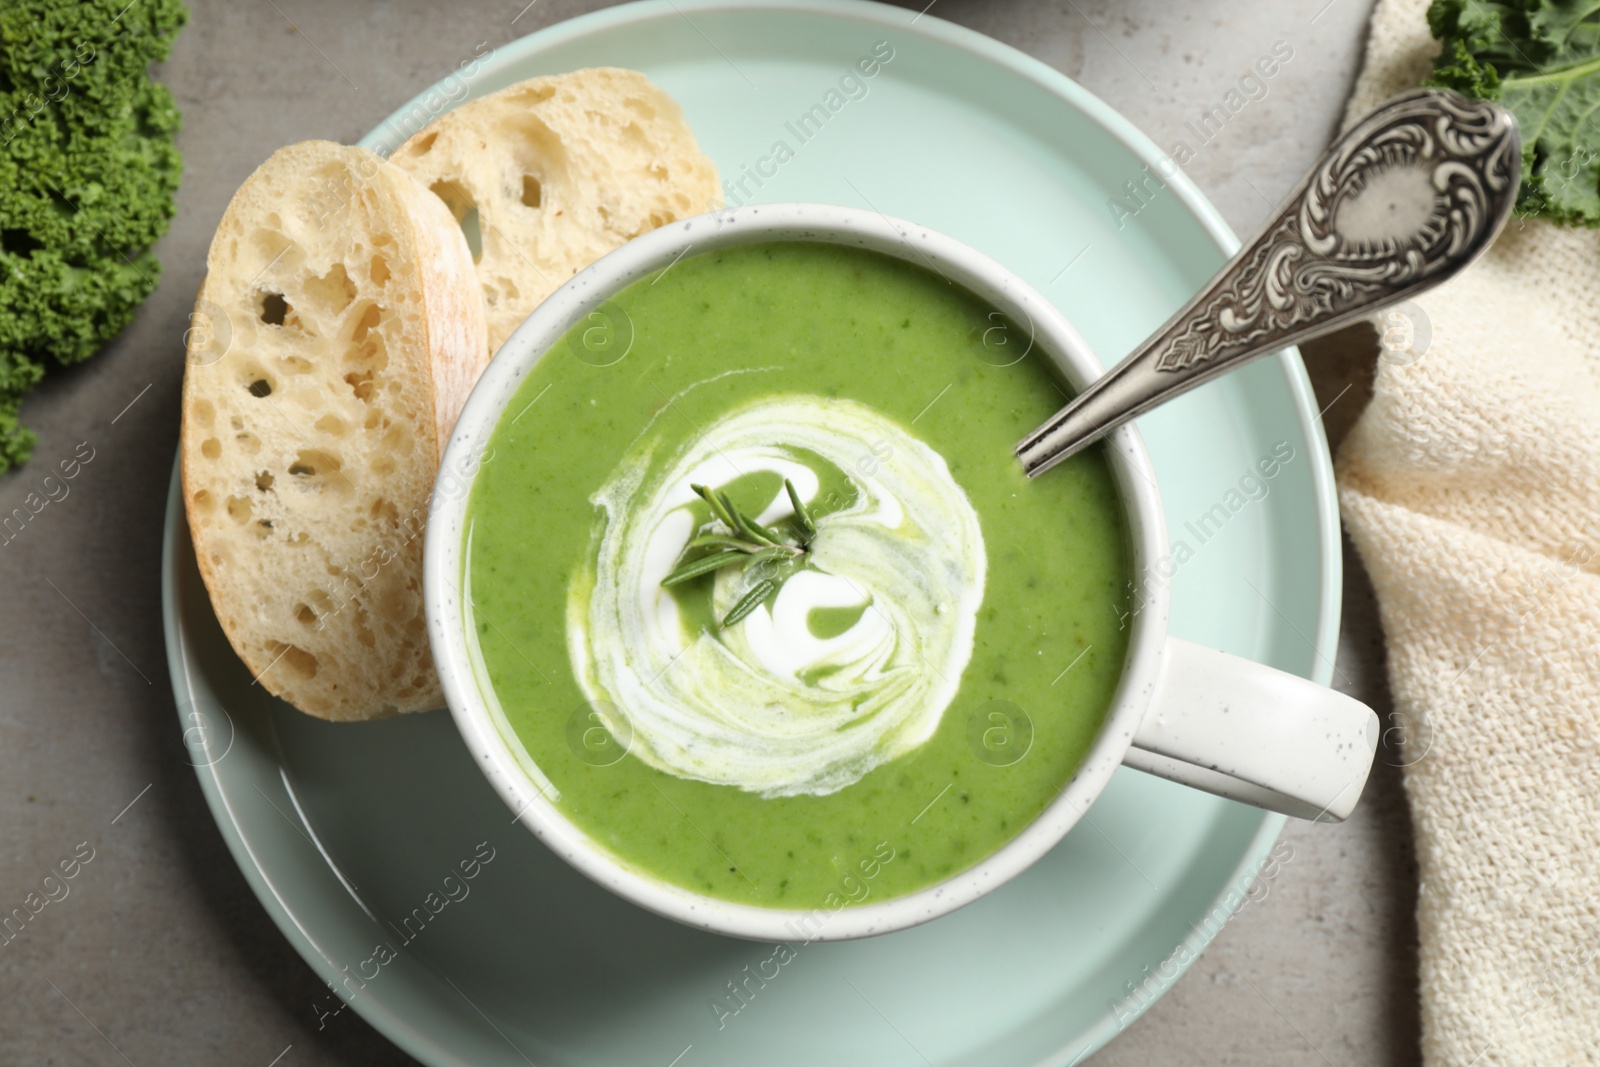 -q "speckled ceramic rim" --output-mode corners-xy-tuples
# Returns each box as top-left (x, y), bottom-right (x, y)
(423, 202), (1174, 941)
